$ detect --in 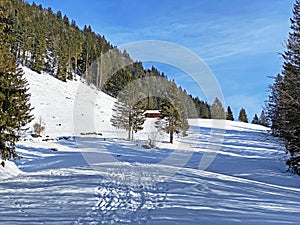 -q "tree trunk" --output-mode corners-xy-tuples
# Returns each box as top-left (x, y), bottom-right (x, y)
(131, 128), (134, 141)
(128, 127), (131, 140)
(170, 130), (174, 144)
(96, 57), (102, 89)
(85, 52), (89, 80)
(68, 49), (71, 79)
